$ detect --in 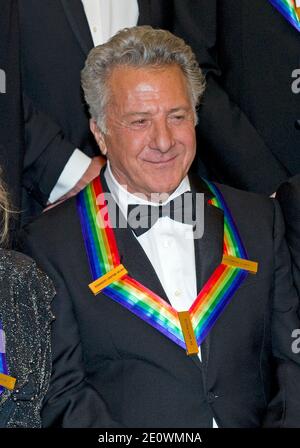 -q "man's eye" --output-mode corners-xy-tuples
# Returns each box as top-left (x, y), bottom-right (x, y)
(131, 119), (147, 126)
(171, 115), (185, 121)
